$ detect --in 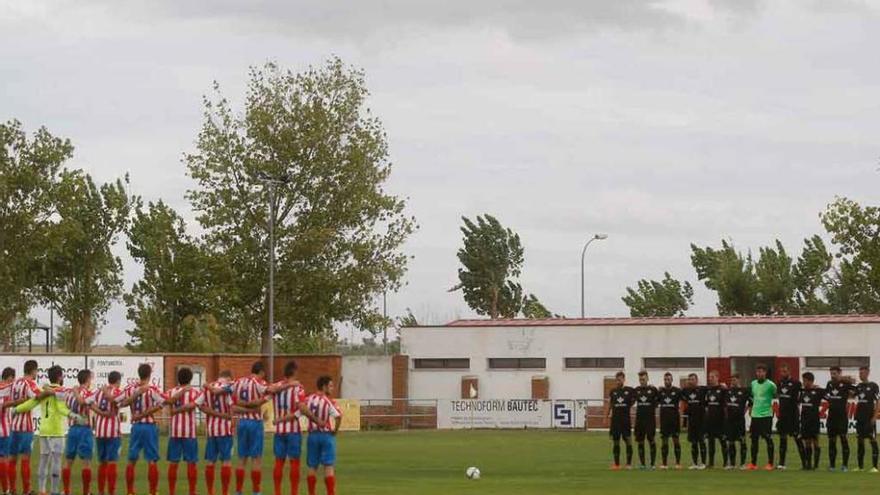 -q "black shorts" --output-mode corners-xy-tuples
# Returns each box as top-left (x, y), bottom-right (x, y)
(635, 418), (656, 442)
(687, 416), (705, 442)
(776, 416), (799, 436)
(750, 417), (772, 437)
(725, 419), (746, 440)
(827, 415), (848, 436)
(704, 416), (724, 438)
(800, 418), (820, 440)
(856, 418), (876, 439)
(660, 415), (680, 438)
(610, 417), (632, 440)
